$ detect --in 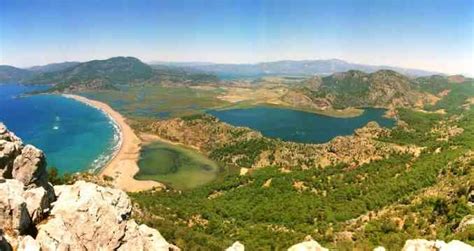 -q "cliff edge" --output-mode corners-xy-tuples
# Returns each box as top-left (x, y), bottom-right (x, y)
(0, 123), (179, 251)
